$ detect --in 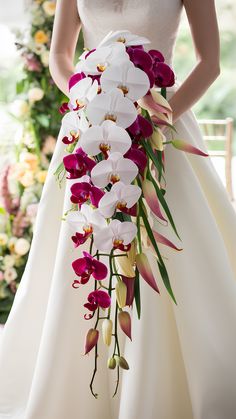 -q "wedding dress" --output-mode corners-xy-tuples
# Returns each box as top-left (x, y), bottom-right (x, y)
(1, 1), (236, 418)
